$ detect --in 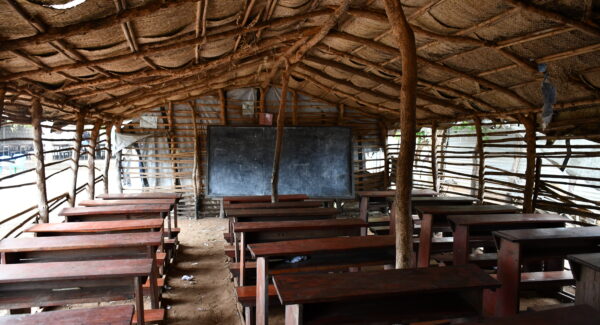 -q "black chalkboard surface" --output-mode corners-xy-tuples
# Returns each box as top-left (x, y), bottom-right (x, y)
(207, 126), (354, 198)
